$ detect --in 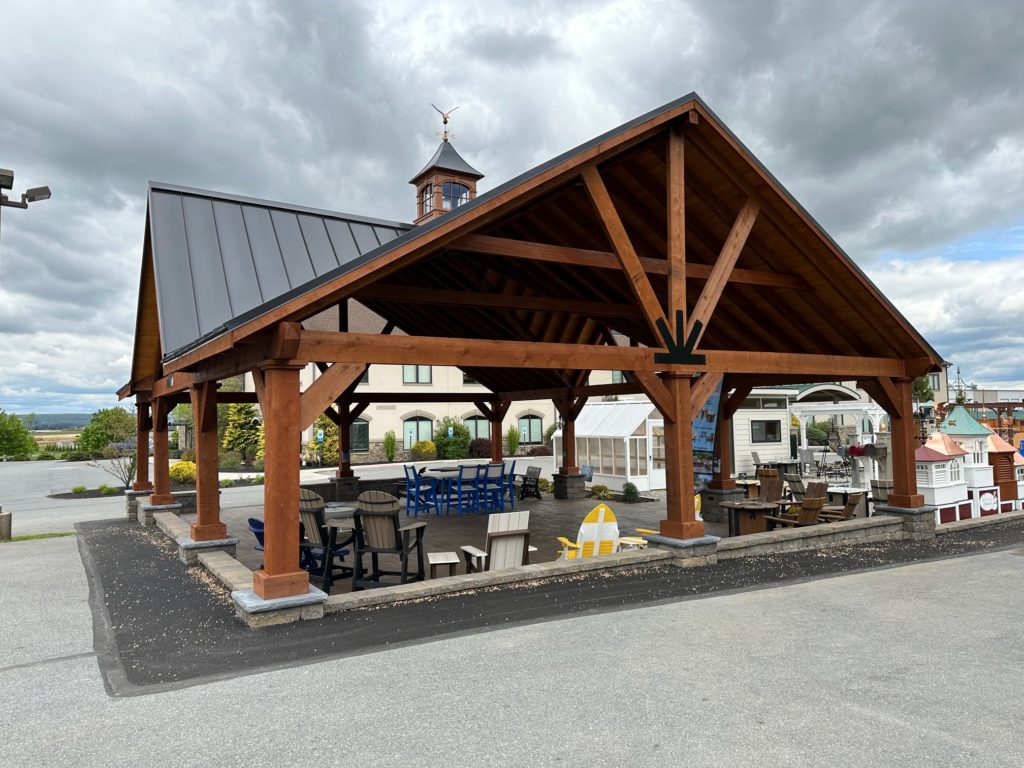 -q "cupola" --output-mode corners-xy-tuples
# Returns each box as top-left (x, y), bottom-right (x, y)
(409, 106), (483, 224)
